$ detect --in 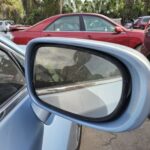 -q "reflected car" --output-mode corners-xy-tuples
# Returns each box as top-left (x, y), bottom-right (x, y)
(0, 37), (81, 150)
(11, 13), (146, 55)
